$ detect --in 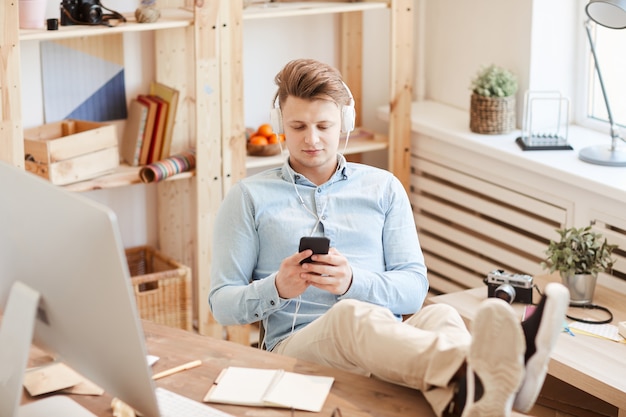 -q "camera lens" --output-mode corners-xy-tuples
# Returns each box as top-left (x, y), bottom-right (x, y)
(494, 283), (516, 304)
(81, 4), (103, 24)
